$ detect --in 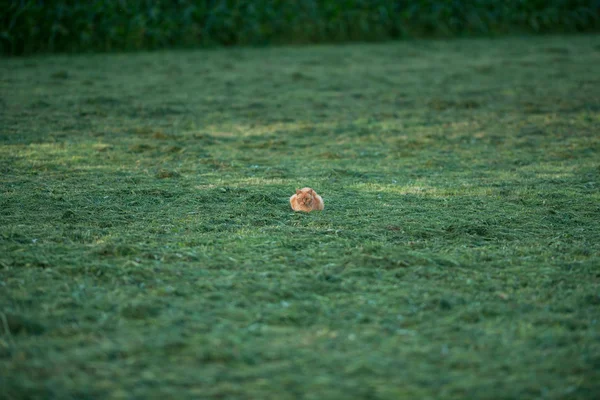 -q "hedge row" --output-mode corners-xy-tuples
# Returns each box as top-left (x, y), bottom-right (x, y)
(2, 0), (599, 55)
